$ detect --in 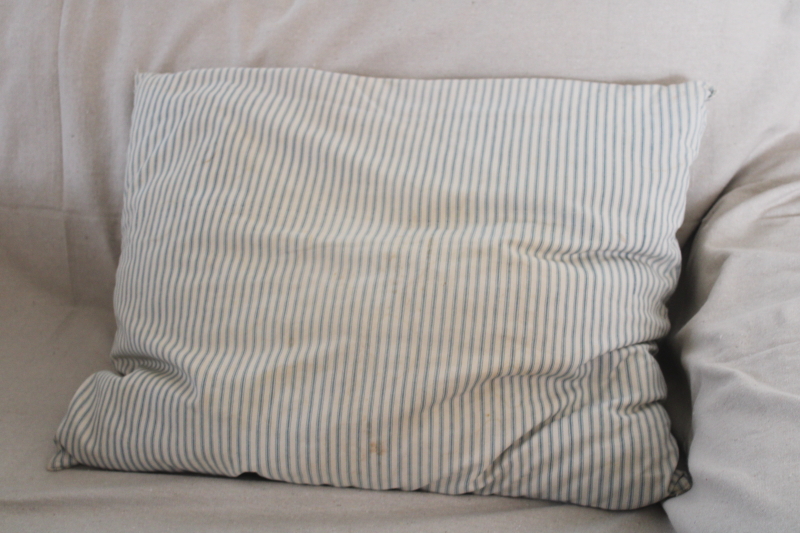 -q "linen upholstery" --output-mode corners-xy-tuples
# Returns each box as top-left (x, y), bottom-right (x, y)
(3, 2), (800, 532)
